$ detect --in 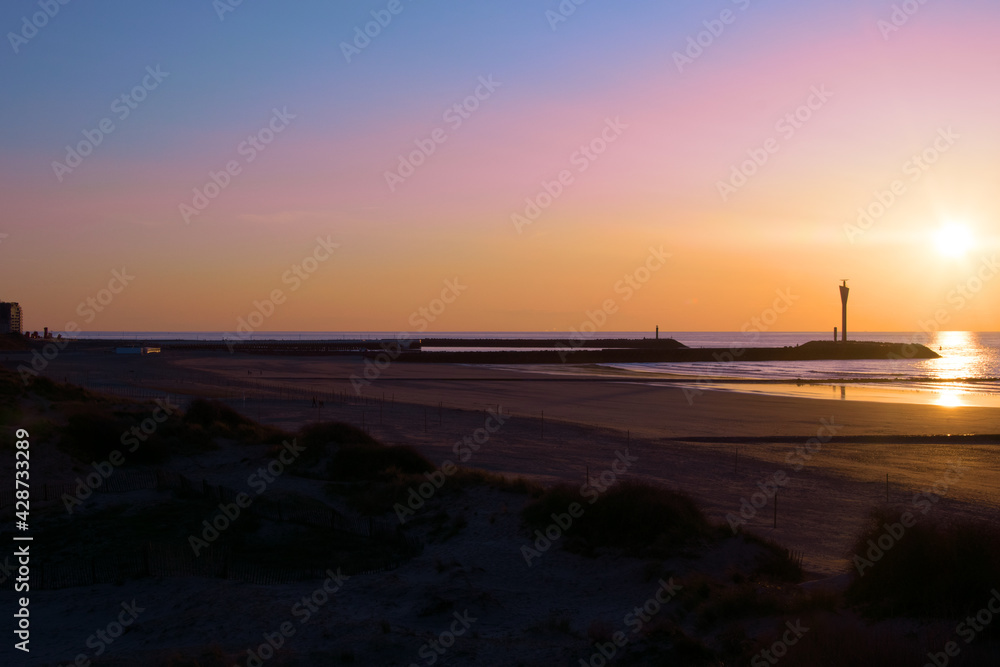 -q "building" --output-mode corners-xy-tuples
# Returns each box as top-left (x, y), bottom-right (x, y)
(0, 302), (23, 335)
